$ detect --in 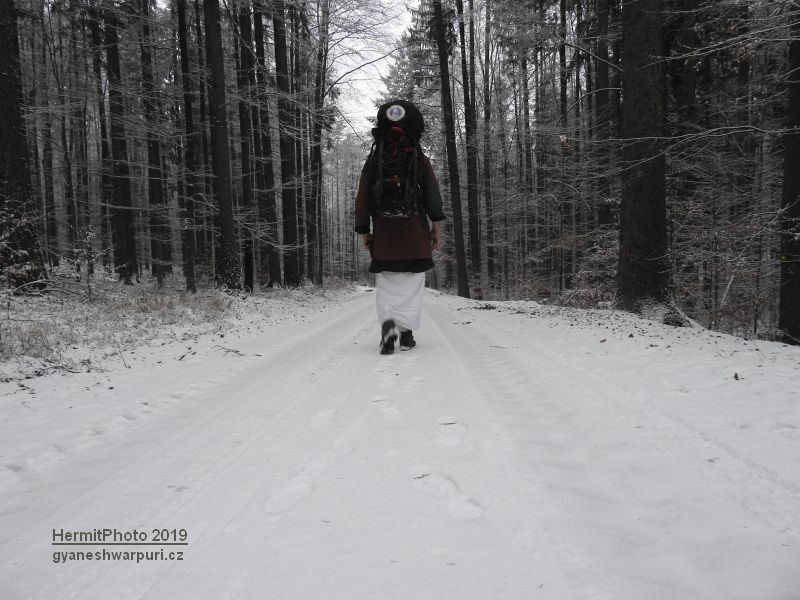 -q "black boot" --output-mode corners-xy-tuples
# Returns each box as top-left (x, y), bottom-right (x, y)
(399, 330), (416, 350)
(380, 320), (398, 354)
